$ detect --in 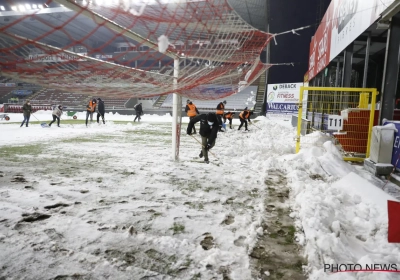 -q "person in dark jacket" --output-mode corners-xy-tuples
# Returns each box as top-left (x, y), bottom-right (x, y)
(238, 109), (253, 131)
(20, 100), (32, 127)
(185, 99), (200, 134)
(223, 111), (235, 129)
(86, 98), (97, 127)
(187, 112), (221, 164)
(96, 98), (105, 124)
(134, 103), (143, 122)
(48, 105), (63, 127)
